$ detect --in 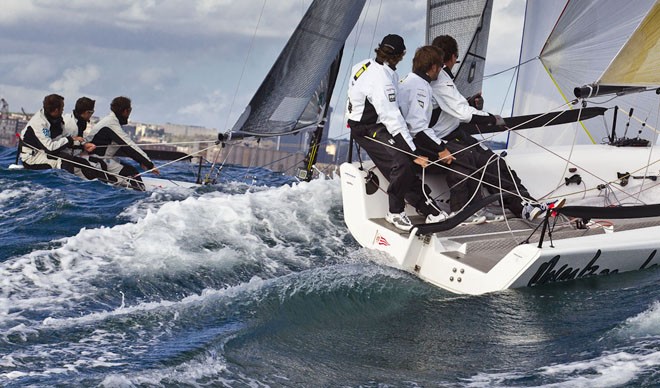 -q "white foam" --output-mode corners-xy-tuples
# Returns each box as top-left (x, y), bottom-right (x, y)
(0, 179), (359, 328)
(538, 350), (660, 387)
(615, 300), (660, 338)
